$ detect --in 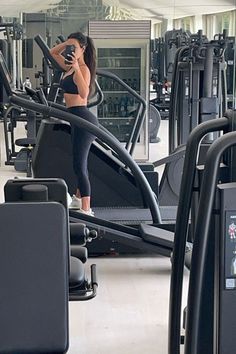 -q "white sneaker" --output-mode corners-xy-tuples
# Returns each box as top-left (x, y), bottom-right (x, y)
(69, 195), (82, 209)
(67, 193), (72, 208)
(79, 208), (95, 217)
